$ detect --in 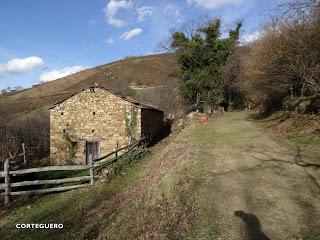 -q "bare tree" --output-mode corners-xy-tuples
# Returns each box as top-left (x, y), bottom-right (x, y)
(243, 0), (320, 113)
